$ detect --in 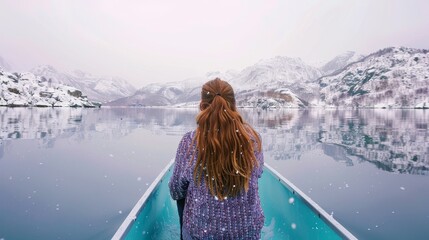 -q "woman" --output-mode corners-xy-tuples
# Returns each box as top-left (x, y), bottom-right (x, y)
(169, 78), (265, 239)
